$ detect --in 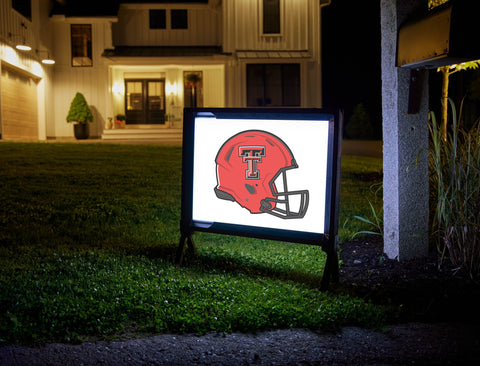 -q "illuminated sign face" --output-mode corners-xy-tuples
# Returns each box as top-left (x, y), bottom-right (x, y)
(191, 115), (331, 236)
